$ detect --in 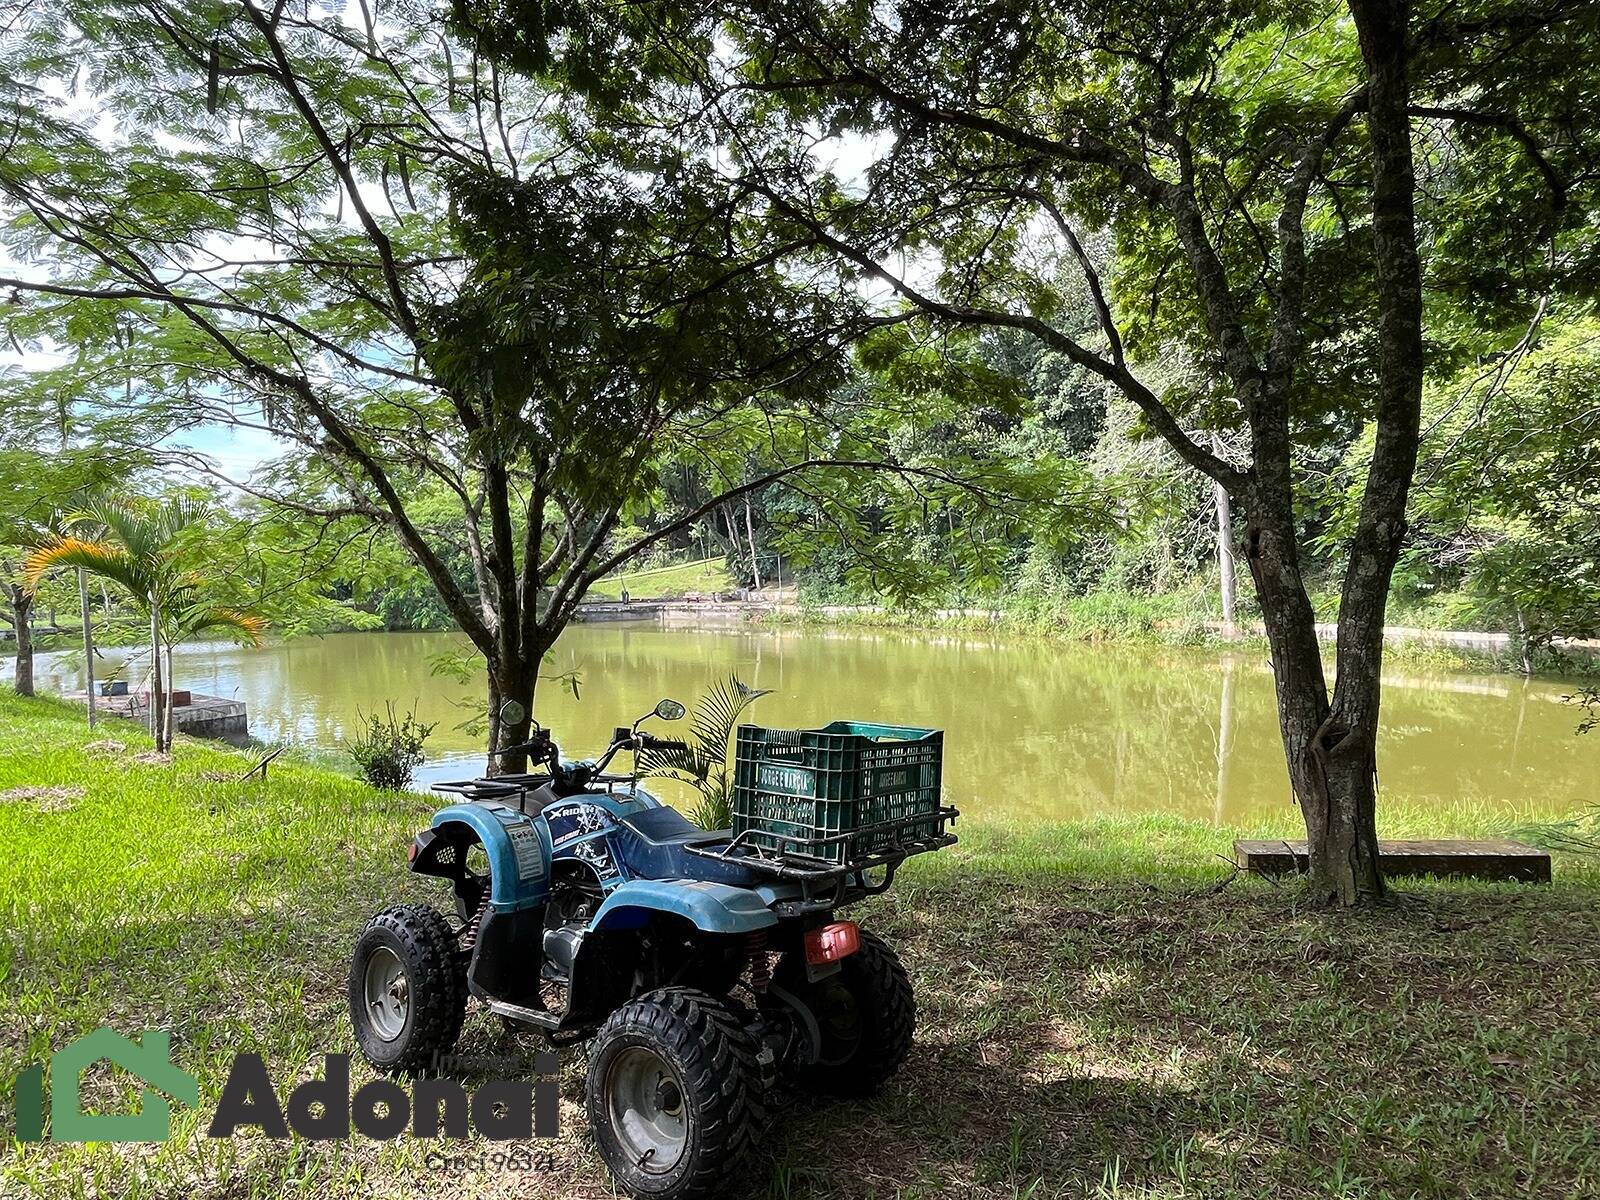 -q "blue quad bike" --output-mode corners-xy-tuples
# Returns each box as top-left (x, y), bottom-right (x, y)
(348, 698), (957, 1200)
